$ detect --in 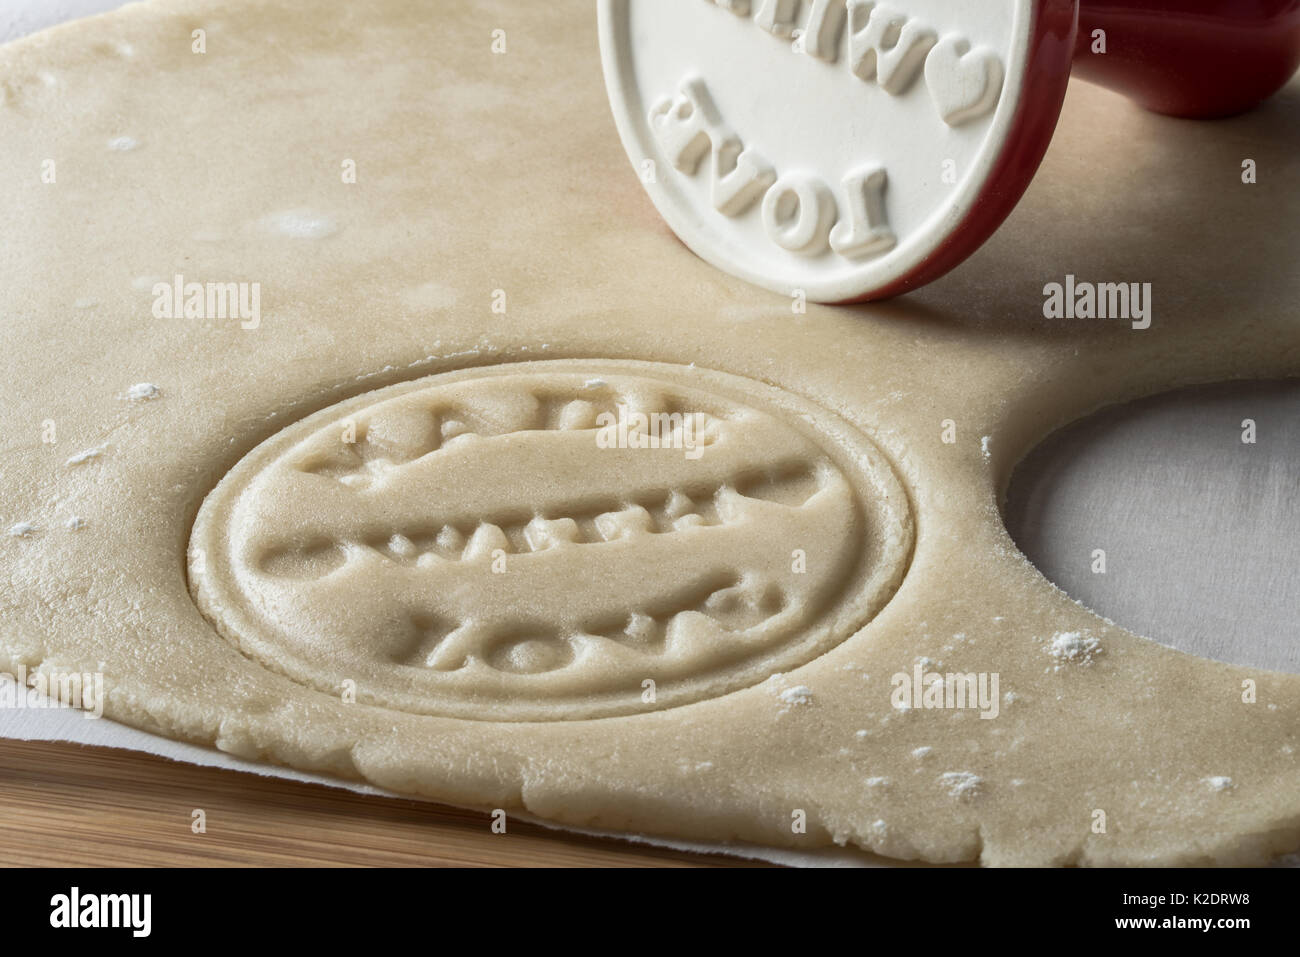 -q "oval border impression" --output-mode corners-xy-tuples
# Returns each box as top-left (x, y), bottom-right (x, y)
(188, 360), (915, 720)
